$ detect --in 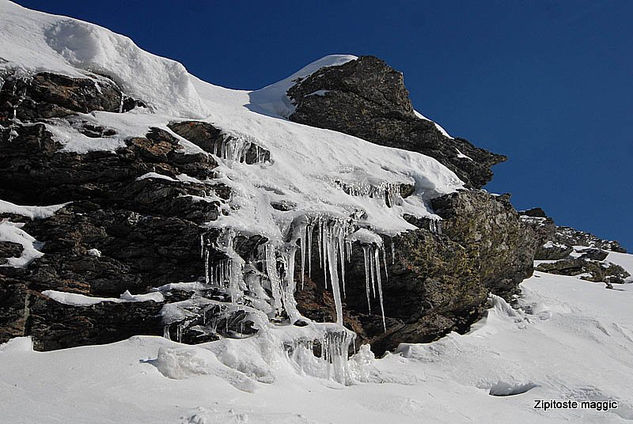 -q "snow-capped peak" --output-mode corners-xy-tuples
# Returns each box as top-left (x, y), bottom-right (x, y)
(249, 54), (357, 118)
